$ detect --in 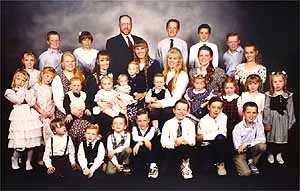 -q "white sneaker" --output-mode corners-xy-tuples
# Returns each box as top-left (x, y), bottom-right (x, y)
(216, 162), (227, 176)
(11, 157), (20, 170)
(148, 165), (159, 179)
(267, 154), (274, 164)
(180, 163), (193, 179)
(26, 160), (33, 171)
(276, 153), (284, 164)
